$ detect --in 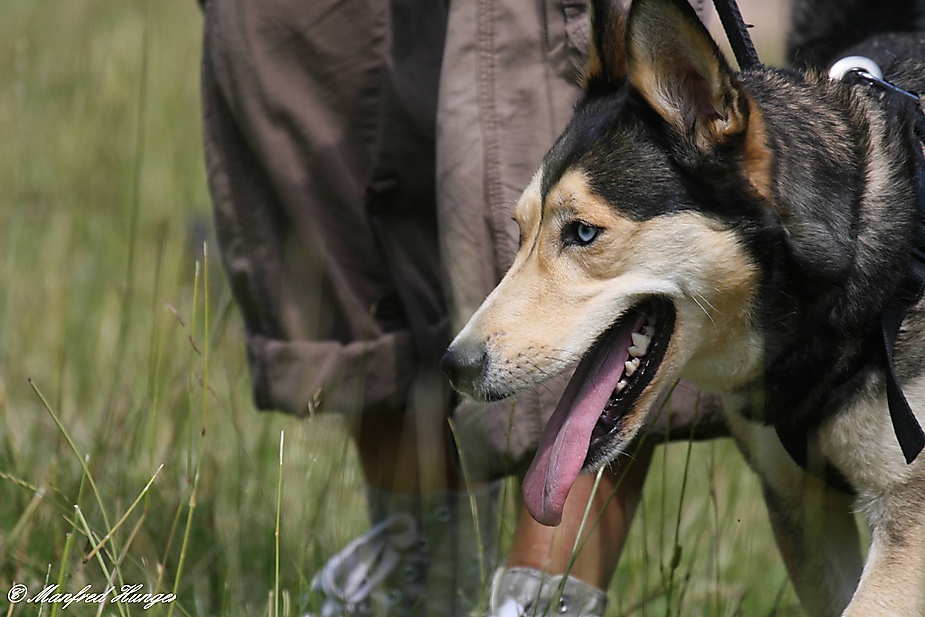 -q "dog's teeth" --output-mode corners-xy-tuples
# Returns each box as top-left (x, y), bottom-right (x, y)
(624, 358), (640, 376)
(615, 380), (627, 393)
(630, 333), (650, 356)
(644, 325), (655, 337)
